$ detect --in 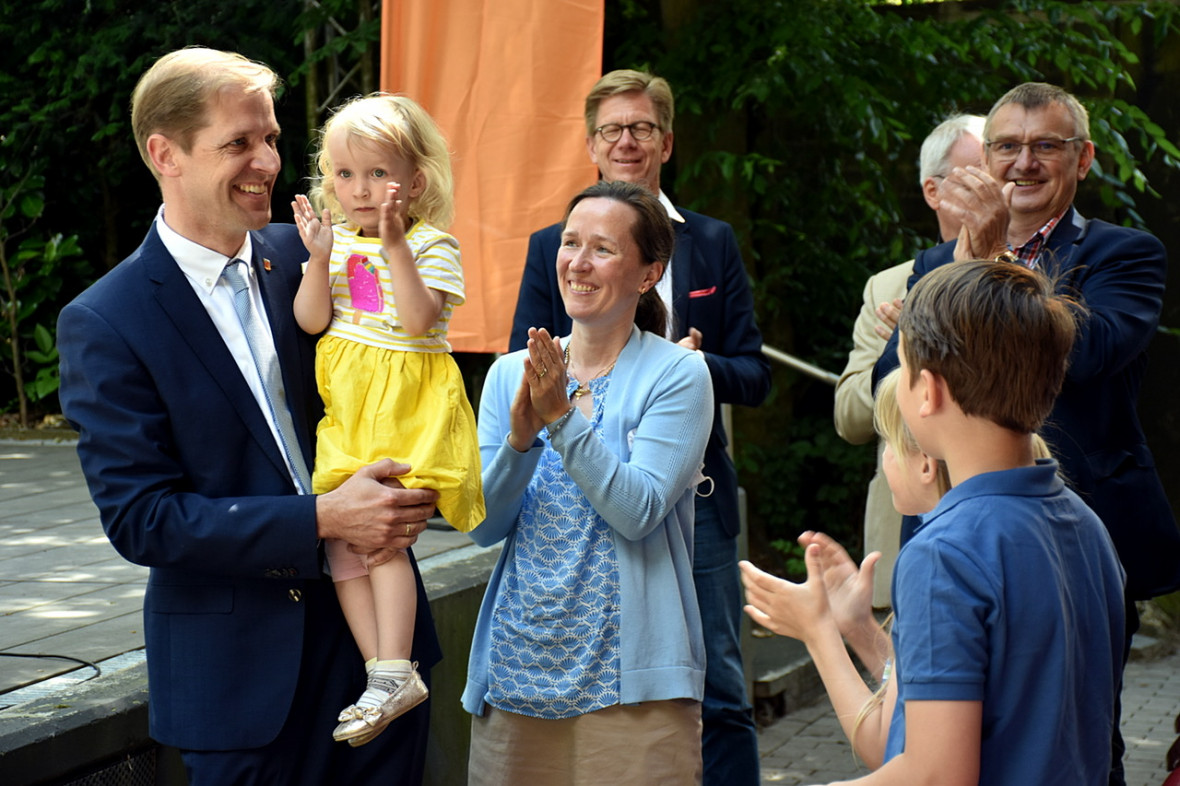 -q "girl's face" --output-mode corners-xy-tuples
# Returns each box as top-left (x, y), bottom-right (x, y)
(327, 133), (422, 236)
(882, 441), (942, 517)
